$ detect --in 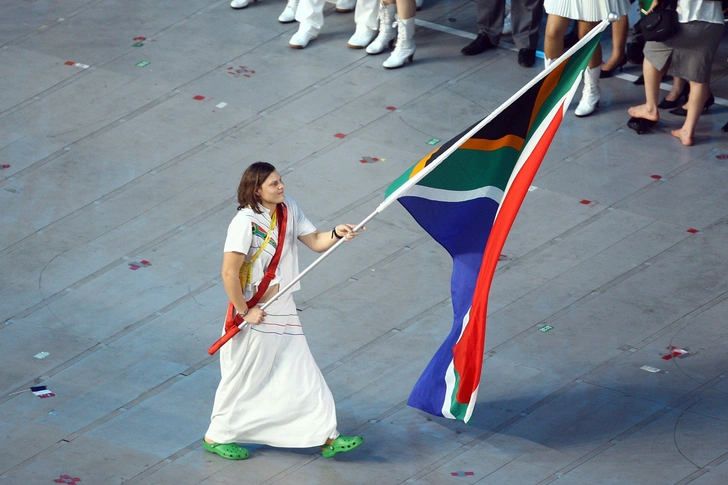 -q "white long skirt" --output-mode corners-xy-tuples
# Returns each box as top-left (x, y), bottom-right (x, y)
(206, 293), (338, 447)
